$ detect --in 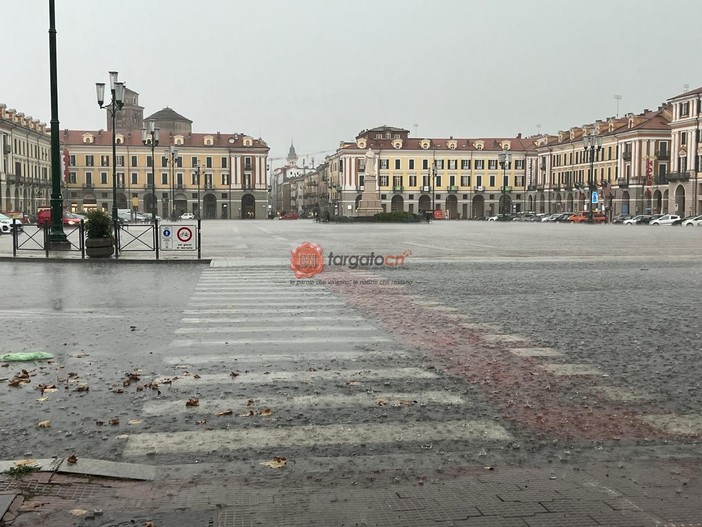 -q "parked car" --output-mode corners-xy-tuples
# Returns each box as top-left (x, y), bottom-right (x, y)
(280, 212), (299, 220)
(554, 212), (575, 223)
(541, 213), (560, 222)
(567, 211), (608, 224)
(180, 212), (195, 220)
(649, 214), (680, 226)
(681, 215), (702, 226)
(611, 214), (631, 224)
(0, 212), (24, 233)
(623, 215), (652, 225)
(671, 215), (695, 226)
